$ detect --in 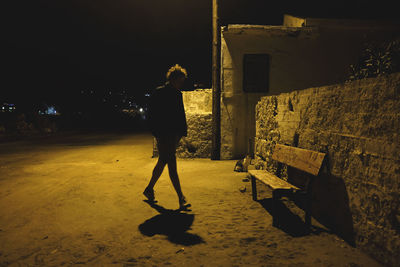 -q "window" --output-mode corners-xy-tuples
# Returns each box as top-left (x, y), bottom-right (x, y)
(243, 54), (270, 93)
